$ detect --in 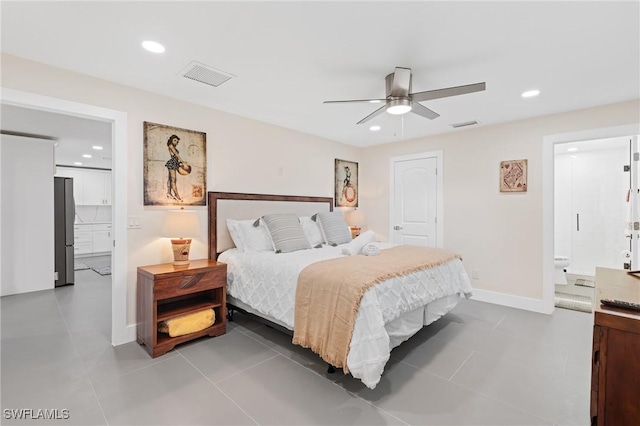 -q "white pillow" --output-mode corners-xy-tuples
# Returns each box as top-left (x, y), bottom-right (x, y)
(300, 216), (325, 246)
(226, 219), (245, 251)
(226, 219), (274, 252)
